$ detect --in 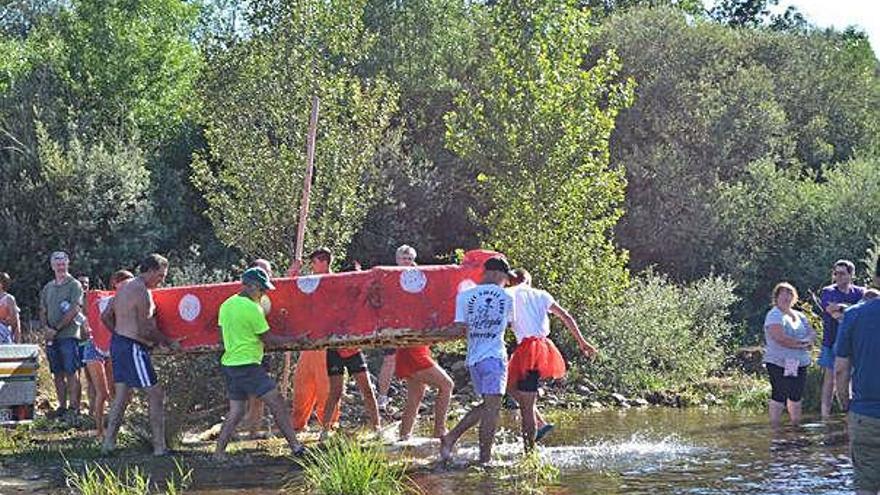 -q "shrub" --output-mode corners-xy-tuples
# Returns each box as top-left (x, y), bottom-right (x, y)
(586, 271), (738, 395)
